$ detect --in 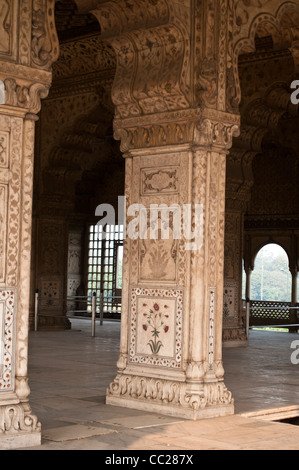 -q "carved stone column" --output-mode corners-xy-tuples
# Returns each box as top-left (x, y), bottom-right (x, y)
(0, 0), (58, 449)
(290, 267), (298, 332)
(223, 150), (254, 346)
(92, 0), (240, 419)
(33, 196), (72, 330)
